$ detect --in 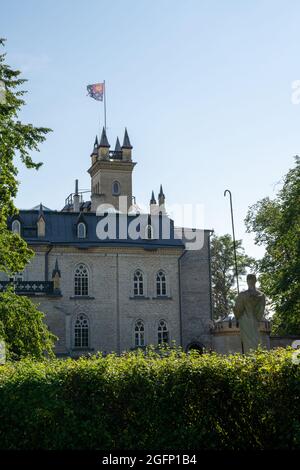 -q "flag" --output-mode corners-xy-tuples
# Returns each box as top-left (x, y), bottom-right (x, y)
(87, 82), (104, 101)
